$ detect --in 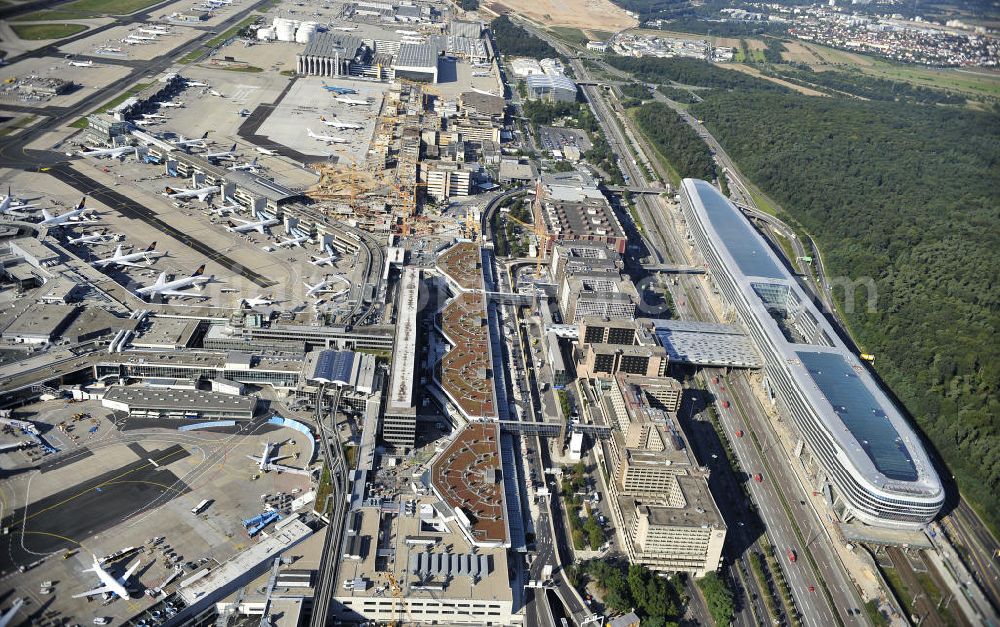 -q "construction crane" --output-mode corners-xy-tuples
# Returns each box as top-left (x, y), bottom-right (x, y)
(385, 572), (415, 626)
(503, 197), (552, 279)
